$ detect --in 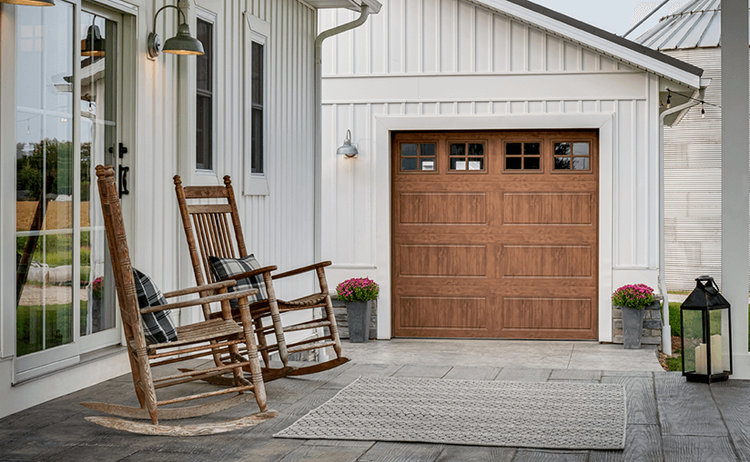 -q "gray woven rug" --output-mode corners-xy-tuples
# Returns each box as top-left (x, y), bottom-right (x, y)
(274, 377), (626, 450)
